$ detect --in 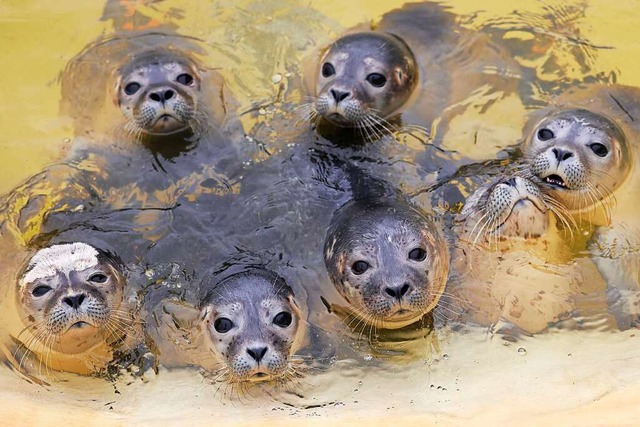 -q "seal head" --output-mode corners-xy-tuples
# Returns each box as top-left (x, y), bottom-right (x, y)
(115, 49), (202, 137)
(314, 32), (418, 127)
(324, 199), (449, 329)
(18, 242), (127, 355)
(199, 270), (304, 383)
(522, 109), (630, 214)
